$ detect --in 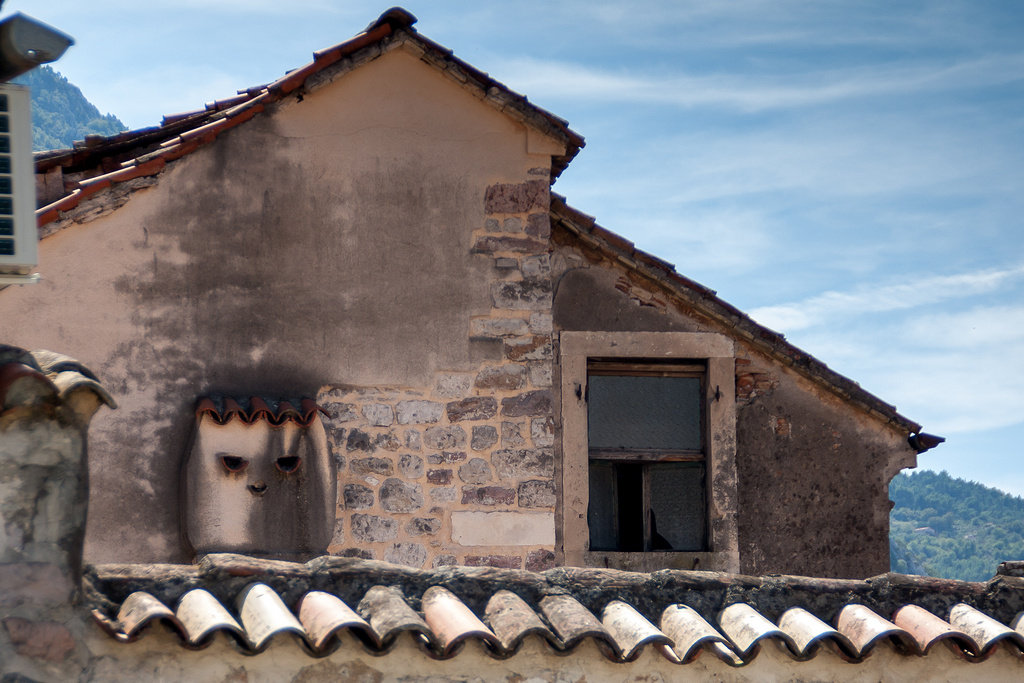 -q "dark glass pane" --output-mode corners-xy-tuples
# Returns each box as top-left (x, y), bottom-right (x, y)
(588, 375), (701, 450)
(648, 462), (706, 551)
(616, 464), (644, 551)
(588, 461), (617, 550)
(0, 155), (10, 173)
(0, 177), (11, 194)
(0, 197), (11, 215)
(0, 94), (7, 112)
(0, 238), (13, 255)
(0, 136), (8, 153)
(588, 461), (645, 551)
(0, 218), (11, 235)
(0, 115), (8, 133)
